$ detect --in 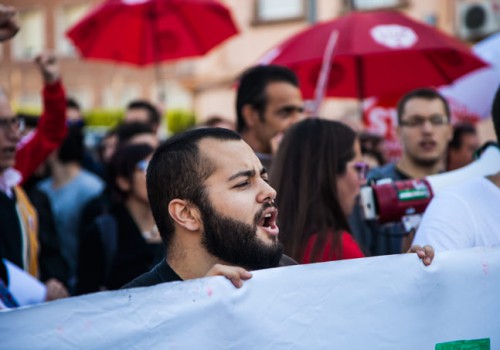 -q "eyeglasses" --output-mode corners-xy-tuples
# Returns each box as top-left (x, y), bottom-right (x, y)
(0, 116), (25, 132)
(354, 162), (369, 181)
(399, 115), (448, 128)
(136, 159), (149, 173)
